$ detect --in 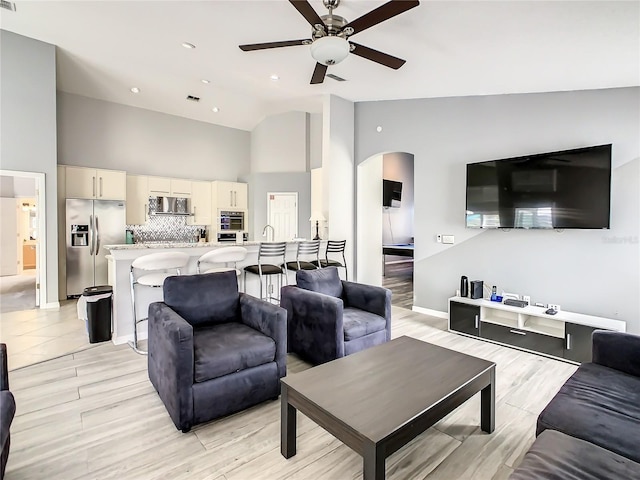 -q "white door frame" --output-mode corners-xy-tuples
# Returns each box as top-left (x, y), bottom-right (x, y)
(267, 192), (299, 241)
(1, 170), (47, 308)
